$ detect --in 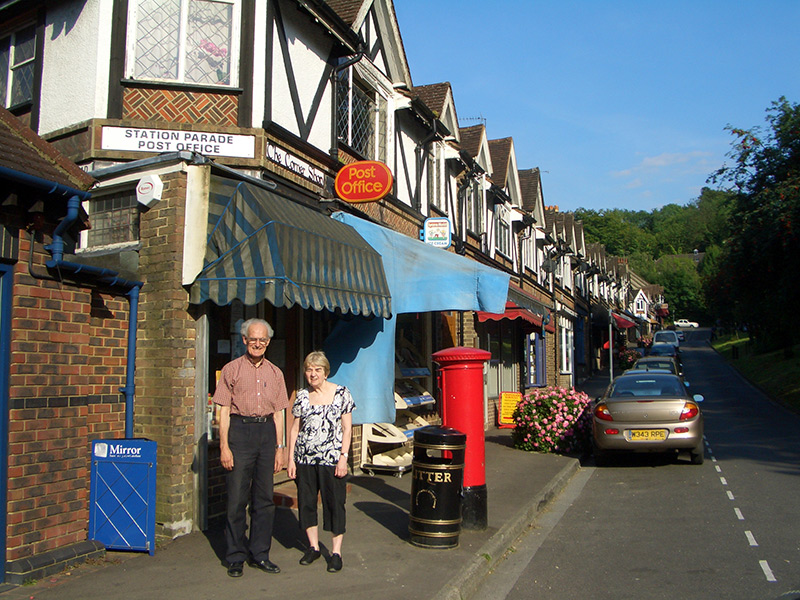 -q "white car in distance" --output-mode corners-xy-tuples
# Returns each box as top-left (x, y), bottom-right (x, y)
(674, 319), (699, 328)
